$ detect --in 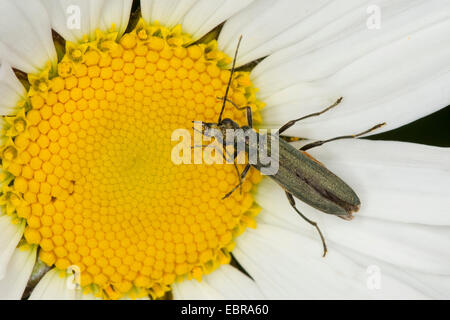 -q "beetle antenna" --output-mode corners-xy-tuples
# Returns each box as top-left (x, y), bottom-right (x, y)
(218, 35), (243, 124)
